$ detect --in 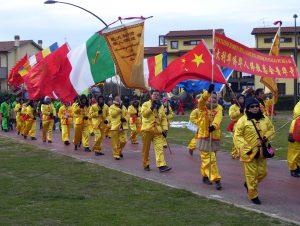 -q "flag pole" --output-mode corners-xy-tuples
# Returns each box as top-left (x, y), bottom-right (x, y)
(208, 29), (215, 181)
